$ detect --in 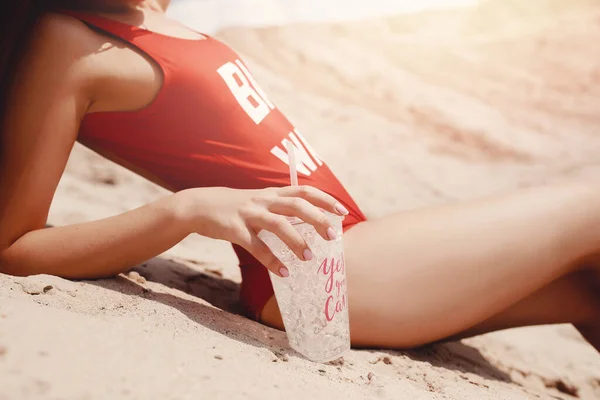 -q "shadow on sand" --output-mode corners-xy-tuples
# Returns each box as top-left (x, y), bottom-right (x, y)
(90, 256), (512, 384)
